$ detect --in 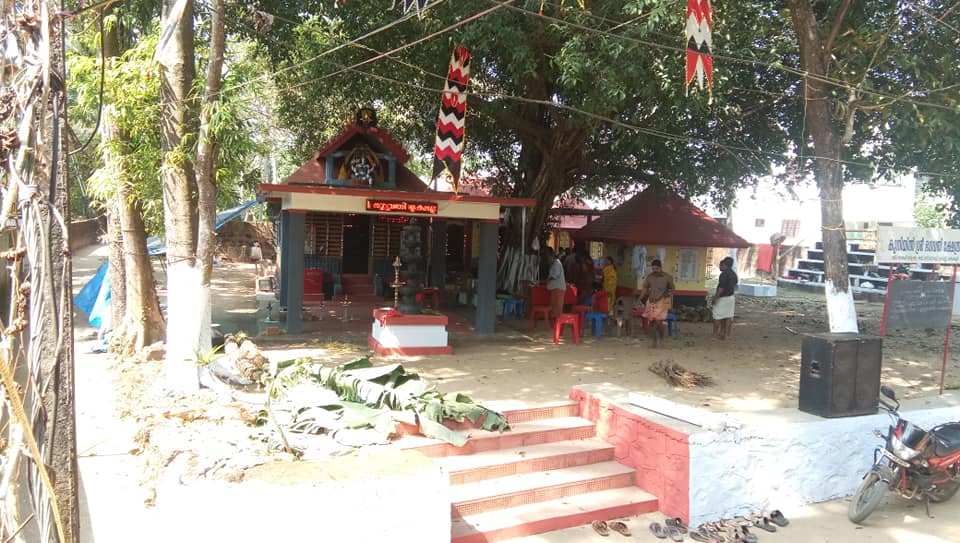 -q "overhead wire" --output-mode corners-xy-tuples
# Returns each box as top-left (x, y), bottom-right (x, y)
(209, 8), (960, 181)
